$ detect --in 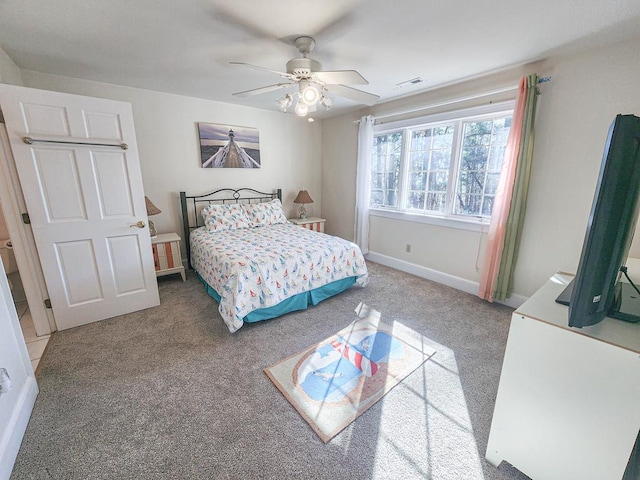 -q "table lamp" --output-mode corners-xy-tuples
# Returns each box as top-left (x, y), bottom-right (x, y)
(293, 190), (313, 219)
(145, 196), (161, 238)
